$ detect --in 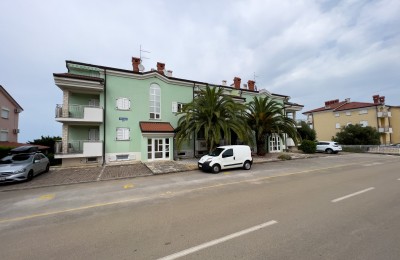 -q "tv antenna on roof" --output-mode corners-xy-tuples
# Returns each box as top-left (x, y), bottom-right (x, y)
(253, 72), (259, 82)
(140, 45), (150, 61)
